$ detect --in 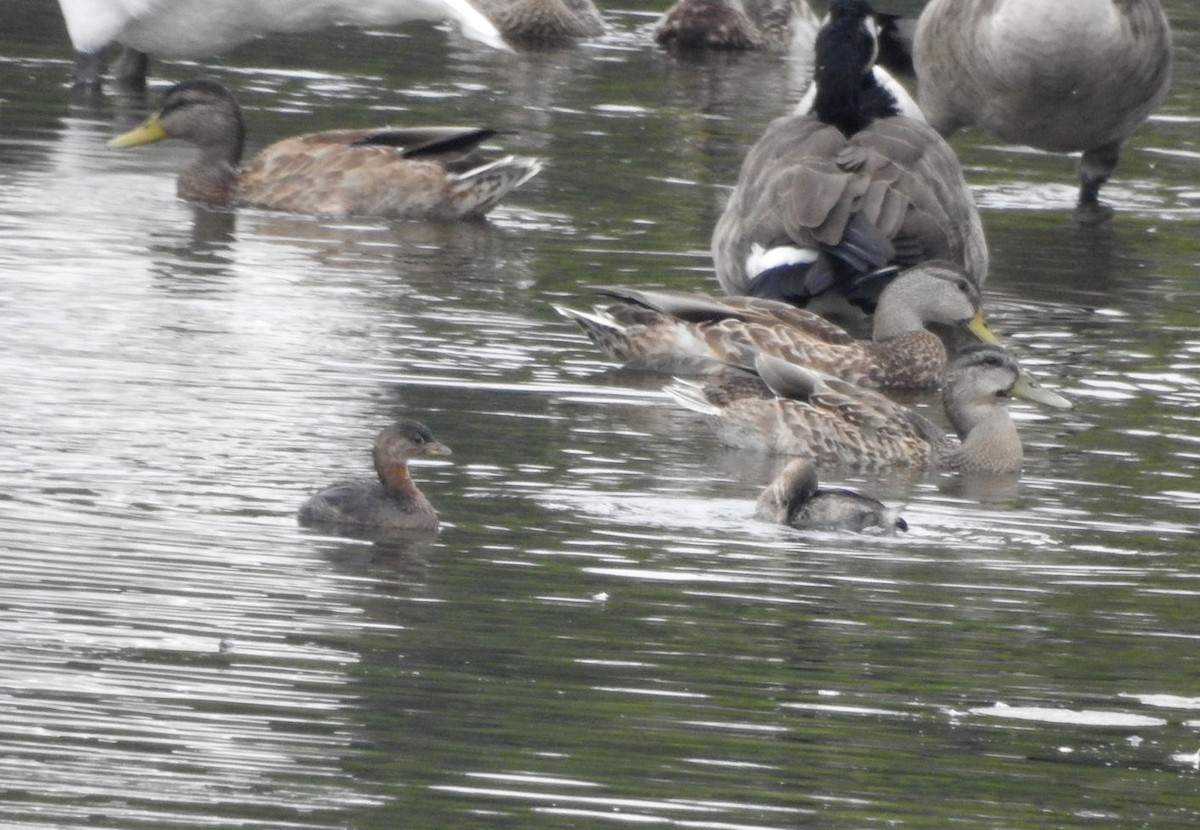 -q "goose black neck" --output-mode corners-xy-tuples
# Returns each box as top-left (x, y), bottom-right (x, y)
(813, 0), (899, 135)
